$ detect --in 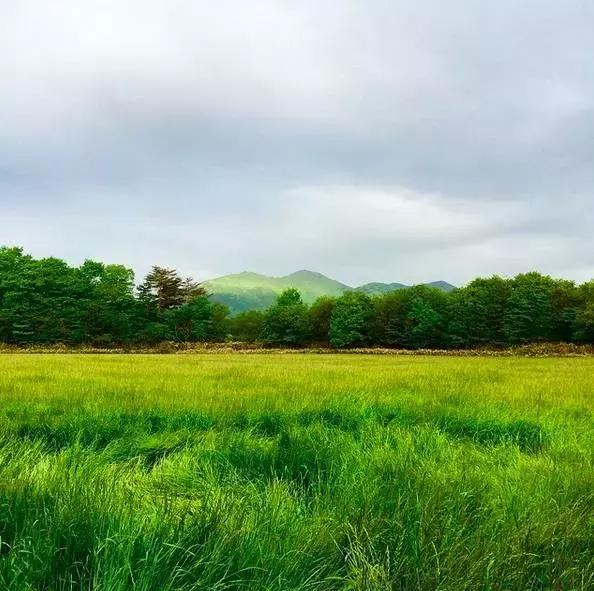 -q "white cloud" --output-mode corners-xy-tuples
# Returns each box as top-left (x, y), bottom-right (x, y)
(0, 1), (593, 284)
